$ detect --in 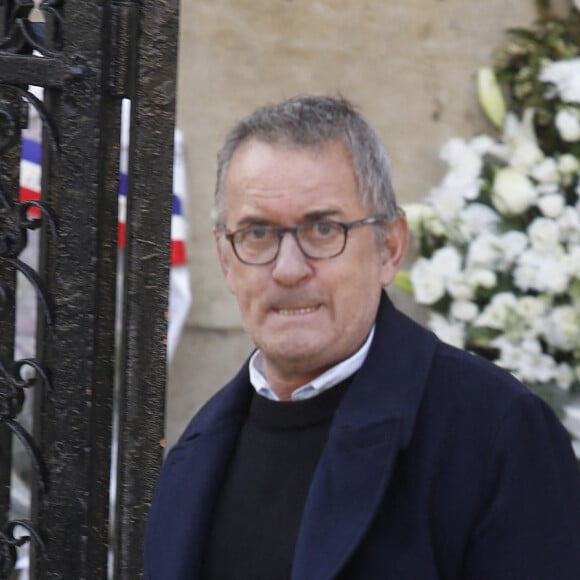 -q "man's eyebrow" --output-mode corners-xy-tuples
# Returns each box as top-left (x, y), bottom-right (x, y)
(234, 210), (341, 228)
(302, 210), (342, 221)
(235, 216), (271, 228)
